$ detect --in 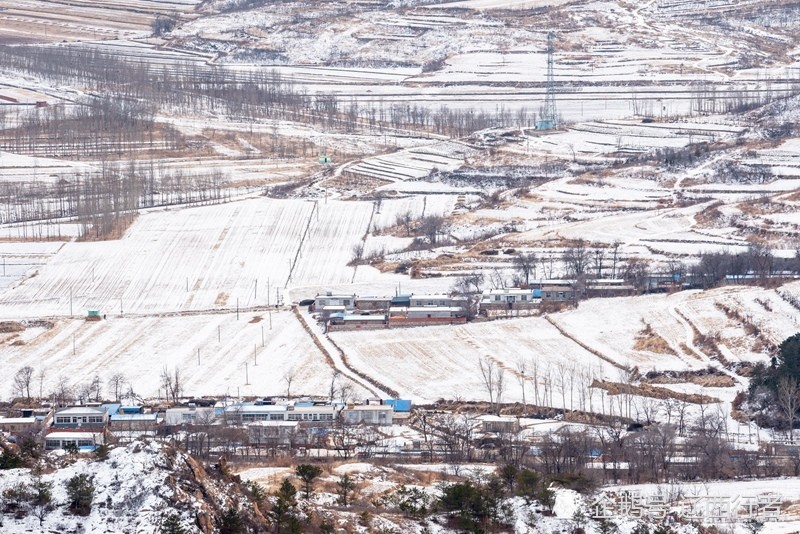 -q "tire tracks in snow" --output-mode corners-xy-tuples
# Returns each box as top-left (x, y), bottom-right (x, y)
(292, 307), (397, 399)
(544, 315), (627, 370)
